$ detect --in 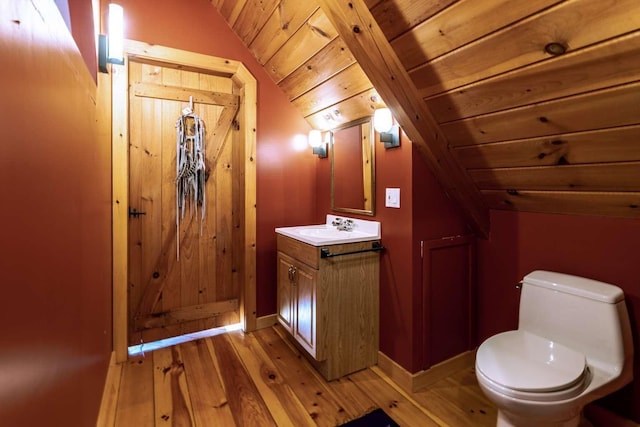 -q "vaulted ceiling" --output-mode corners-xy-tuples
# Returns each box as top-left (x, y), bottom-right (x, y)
(210, 0), (640, 236)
